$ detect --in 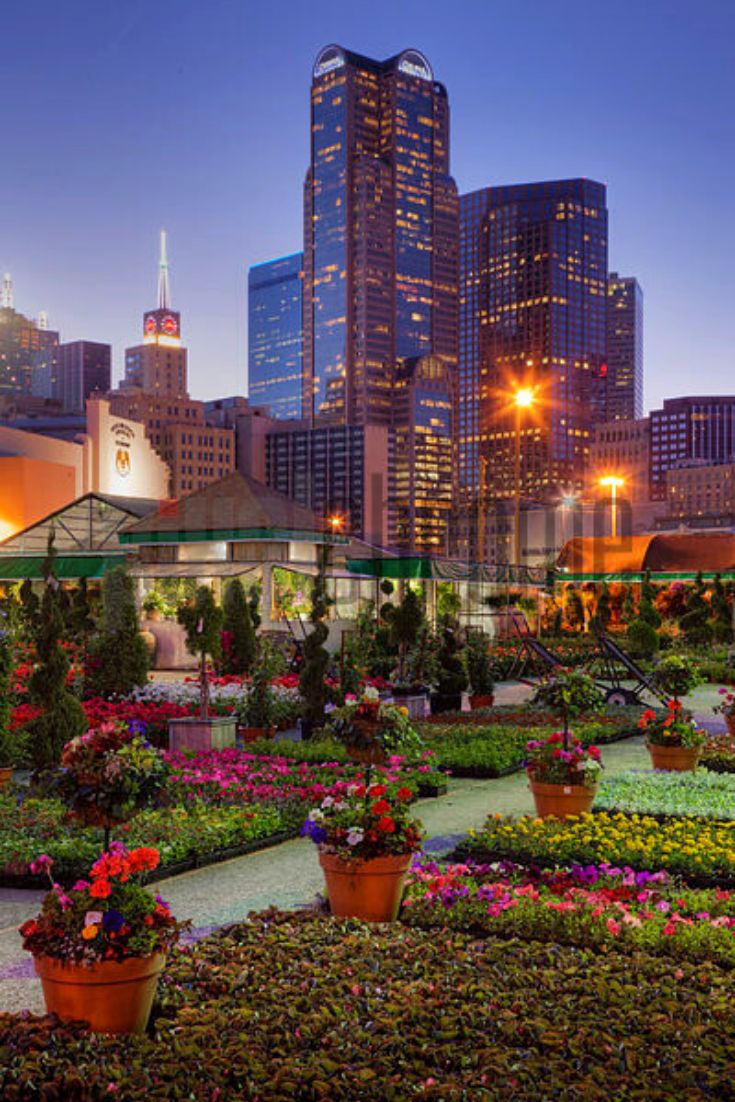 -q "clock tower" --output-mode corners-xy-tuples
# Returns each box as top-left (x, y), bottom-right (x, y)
(123, 230), (188, 397)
